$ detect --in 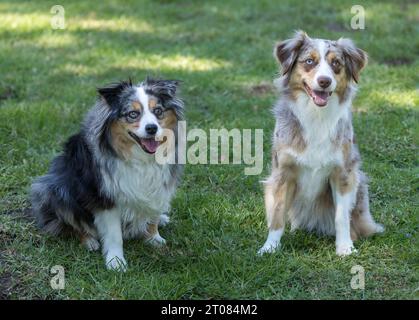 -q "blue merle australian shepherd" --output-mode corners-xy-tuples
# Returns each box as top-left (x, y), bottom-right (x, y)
(31, 78), (184, 271)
